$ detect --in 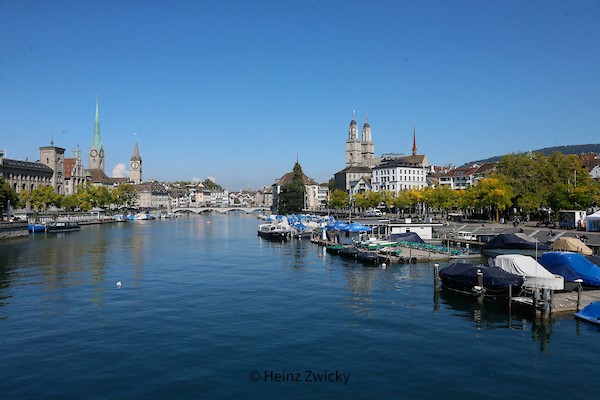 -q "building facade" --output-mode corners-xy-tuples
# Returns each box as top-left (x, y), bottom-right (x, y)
(39, 145), (66, 195)
(371, 155), (429, 194)
(0, 150), (54, 194)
